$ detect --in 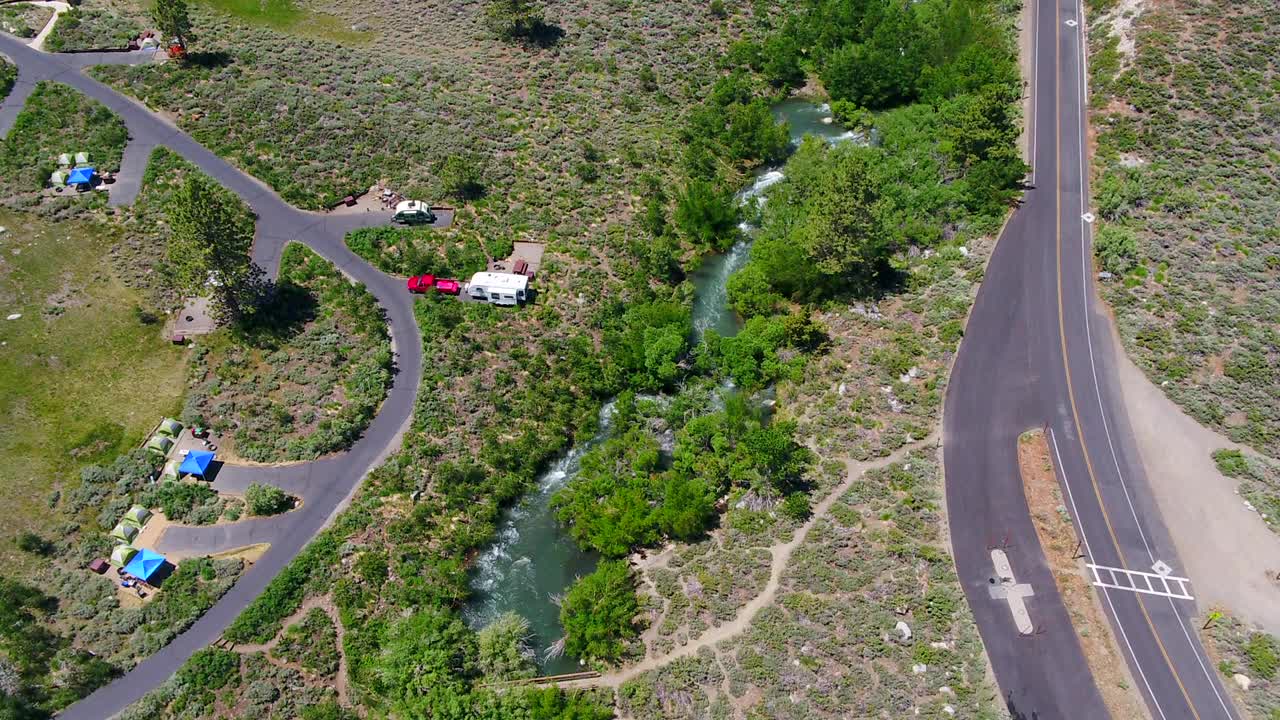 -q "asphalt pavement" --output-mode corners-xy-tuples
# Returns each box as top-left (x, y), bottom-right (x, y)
(944, 1), (1239, 718)
(1, 33), (424, 719)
